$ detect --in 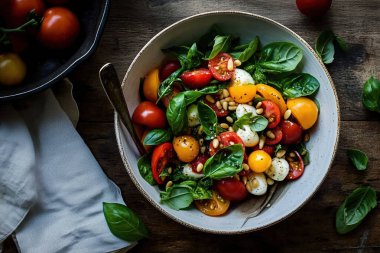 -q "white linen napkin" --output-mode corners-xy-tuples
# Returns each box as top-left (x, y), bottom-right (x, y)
(0, 79), (136, 253)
